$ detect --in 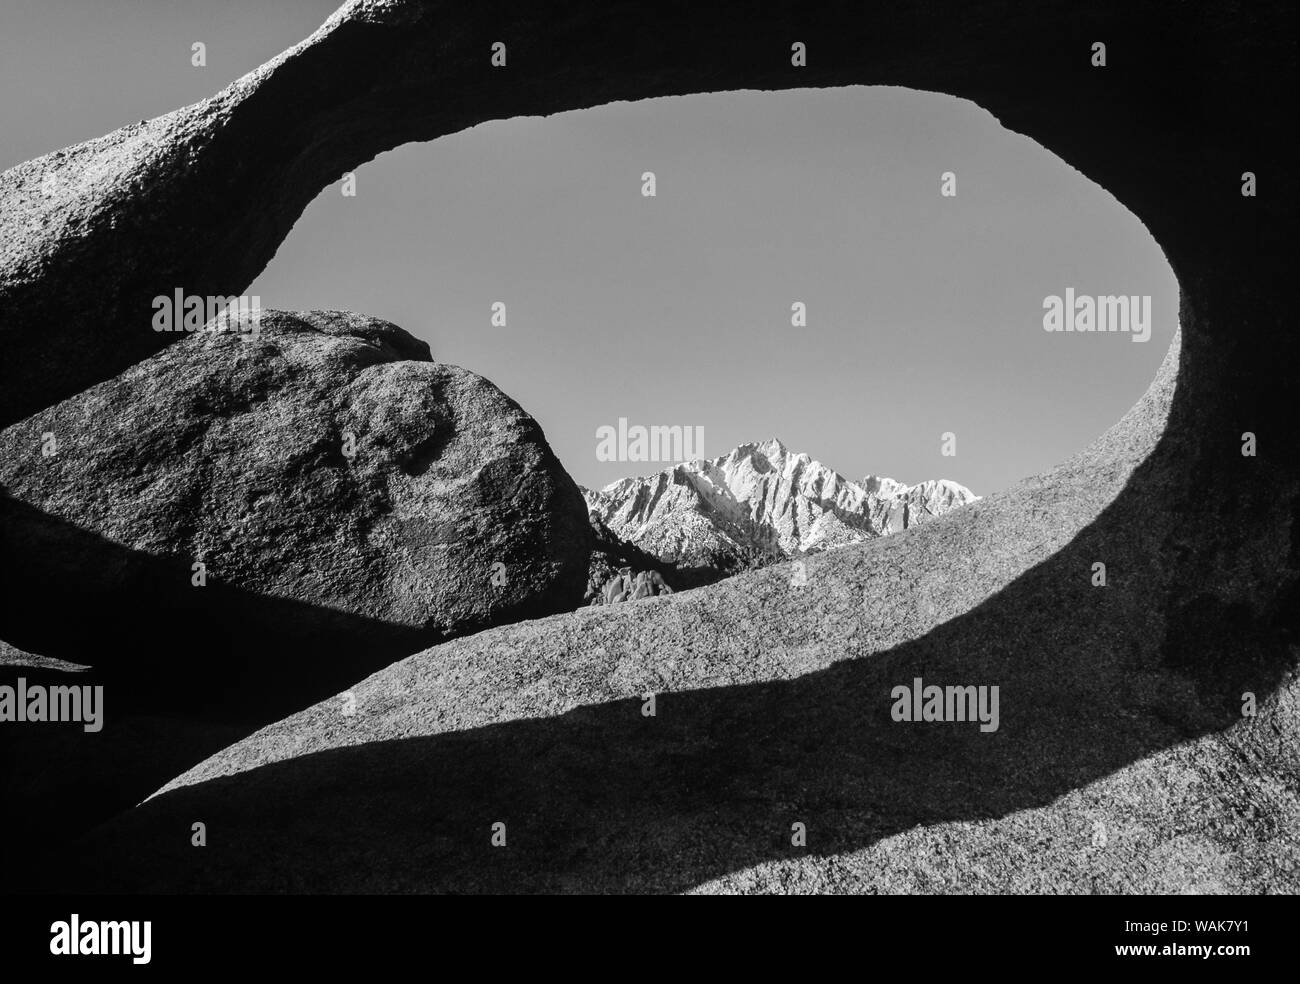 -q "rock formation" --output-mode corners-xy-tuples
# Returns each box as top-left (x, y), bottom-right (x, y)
(584, 510), (683, 605)
(0, 309), (591, 699)
(1, 0), (1295, 894)
(46, 333), (1300, 894)
(590, 567), (675, 606)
